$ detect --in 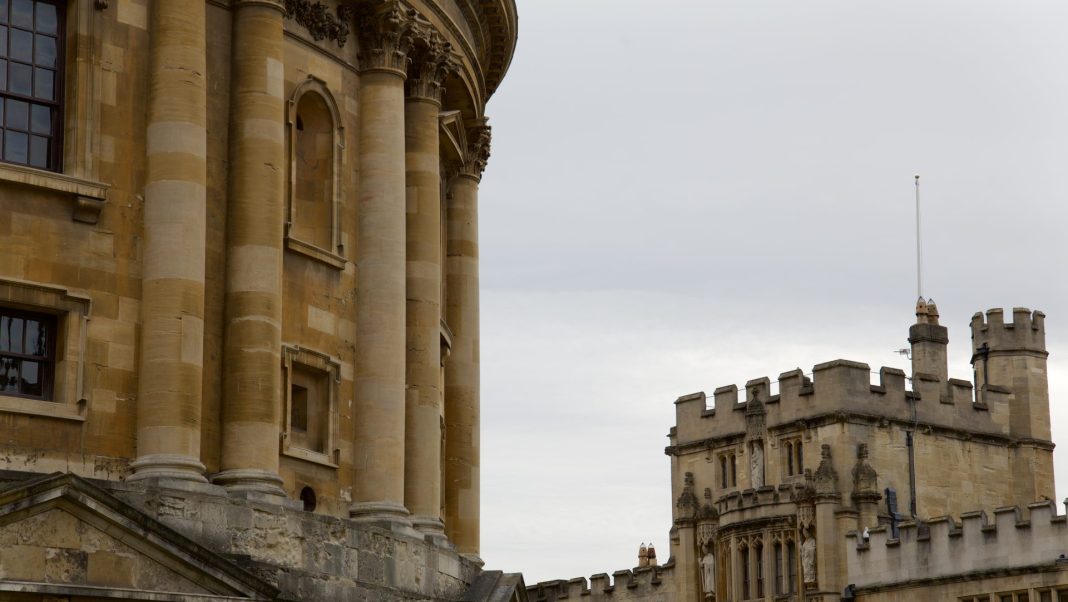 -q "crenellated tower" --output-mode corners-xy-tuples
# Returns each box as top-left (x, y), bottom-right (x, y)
(971, 307), (1054, 504)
